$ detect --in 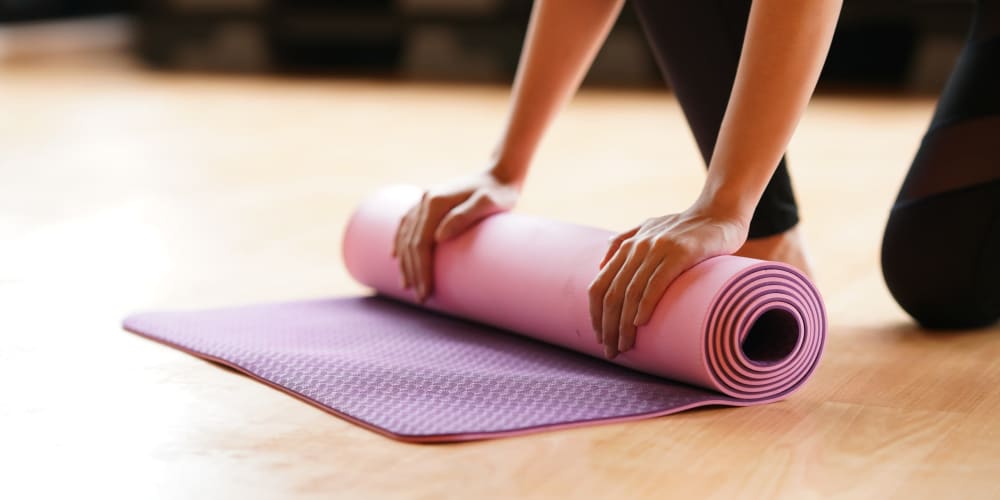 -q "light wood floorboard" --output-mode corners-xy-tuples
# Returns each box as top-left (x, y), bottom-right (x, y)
(2, 54), (997, 499)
